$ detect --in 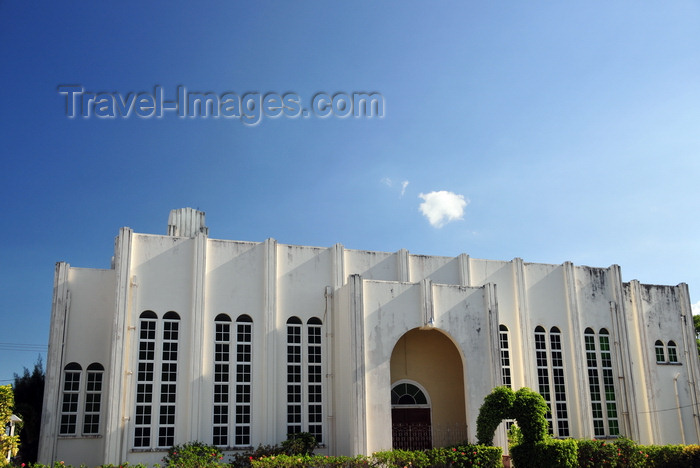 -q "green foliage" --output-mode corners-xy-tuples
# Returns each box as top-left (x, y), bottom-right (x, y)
(511, 387), (548, 446)
(13, 357), (45, 463)
(613, 437), (649, 467)
(476, 386), (515, 445)
(511, 439), (577, 468)
(0, 384), (20, 465)
(281, 433), (318, 455)
(476, 386), (549, 448)
(576, 439), (618, 467)
(250, 454), (370, 468)
(372, 449), (431, 468)
(540, 439), (577, 468)
(161, 441), (224, 467)
(231, 444), (287, 468)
